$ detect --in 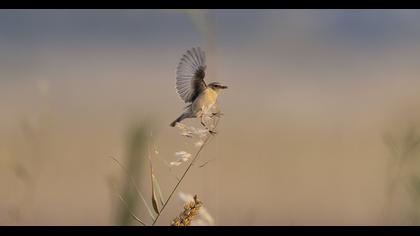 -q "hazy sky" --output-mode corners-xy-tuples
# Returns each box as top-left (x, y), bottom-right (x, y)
(1, 10), (420, 48)
(2, 9), (420, 87)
